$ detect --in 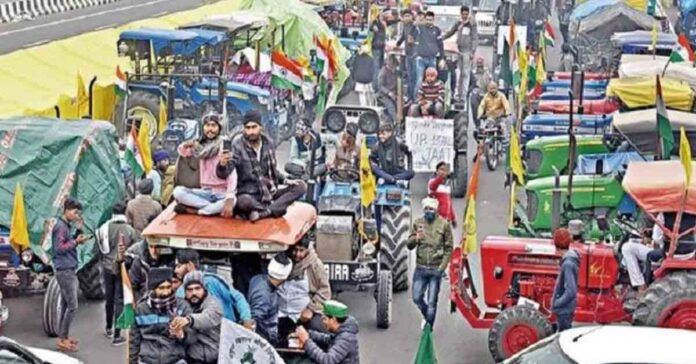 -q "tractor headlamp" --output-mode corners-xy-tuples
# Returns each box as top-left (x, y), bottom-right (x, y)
(325, 109), (347, 133)
(21, 249), (33, 264)
(361, 242), (377, 257)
